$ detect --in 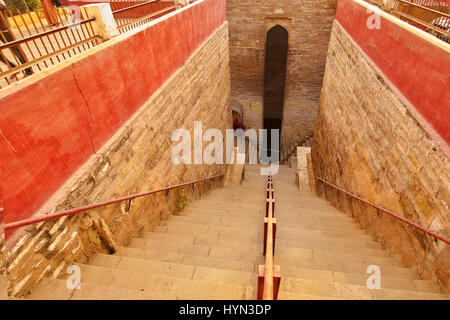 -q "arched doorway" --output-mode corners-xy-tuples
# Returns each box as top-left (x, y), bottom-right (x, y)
(263, 25), (288, 155)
